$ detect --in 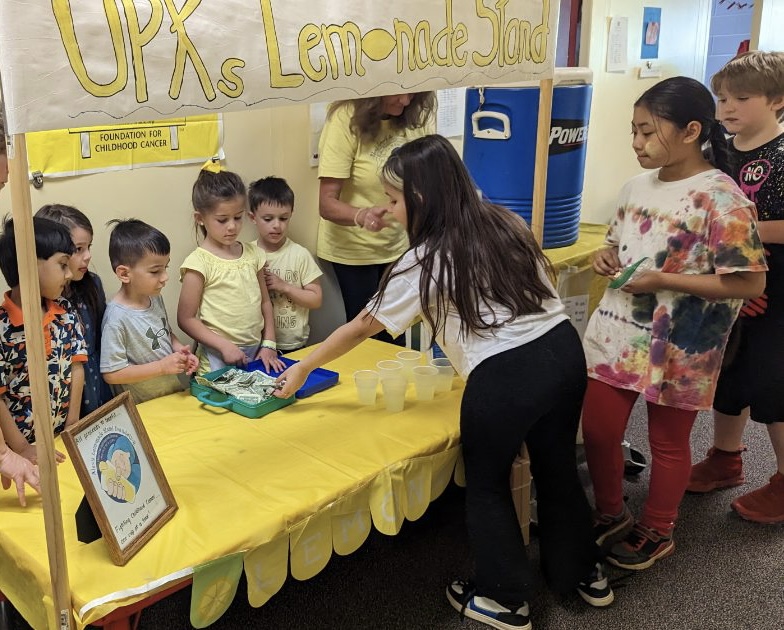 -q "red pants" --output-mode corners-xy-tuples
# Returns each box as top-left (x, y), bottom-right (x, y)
(582, 378), (697, 533)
